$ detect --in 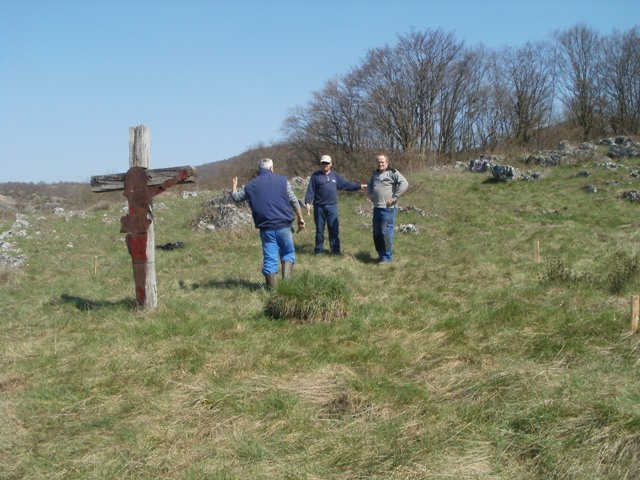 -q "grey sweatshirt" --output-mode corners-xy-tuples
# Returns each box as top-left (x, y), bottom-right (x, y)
(367, 168), (409, 208)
